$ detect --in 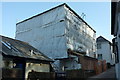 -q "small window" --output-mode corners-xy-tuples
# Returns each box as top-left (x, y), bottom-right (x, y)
(2, 41), (11, 49)
(94, 54), (96, 58)
(97, 43), (101, 49)
(98, 54), (102, 60)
